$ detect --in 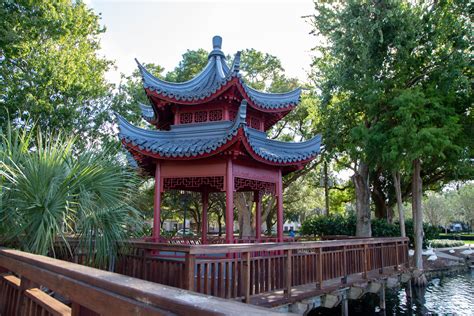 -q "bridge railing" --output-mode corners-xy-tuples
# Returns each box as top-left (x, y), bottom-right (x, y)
(112, 237), (409, 304)
(0, 247), (289, 315)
